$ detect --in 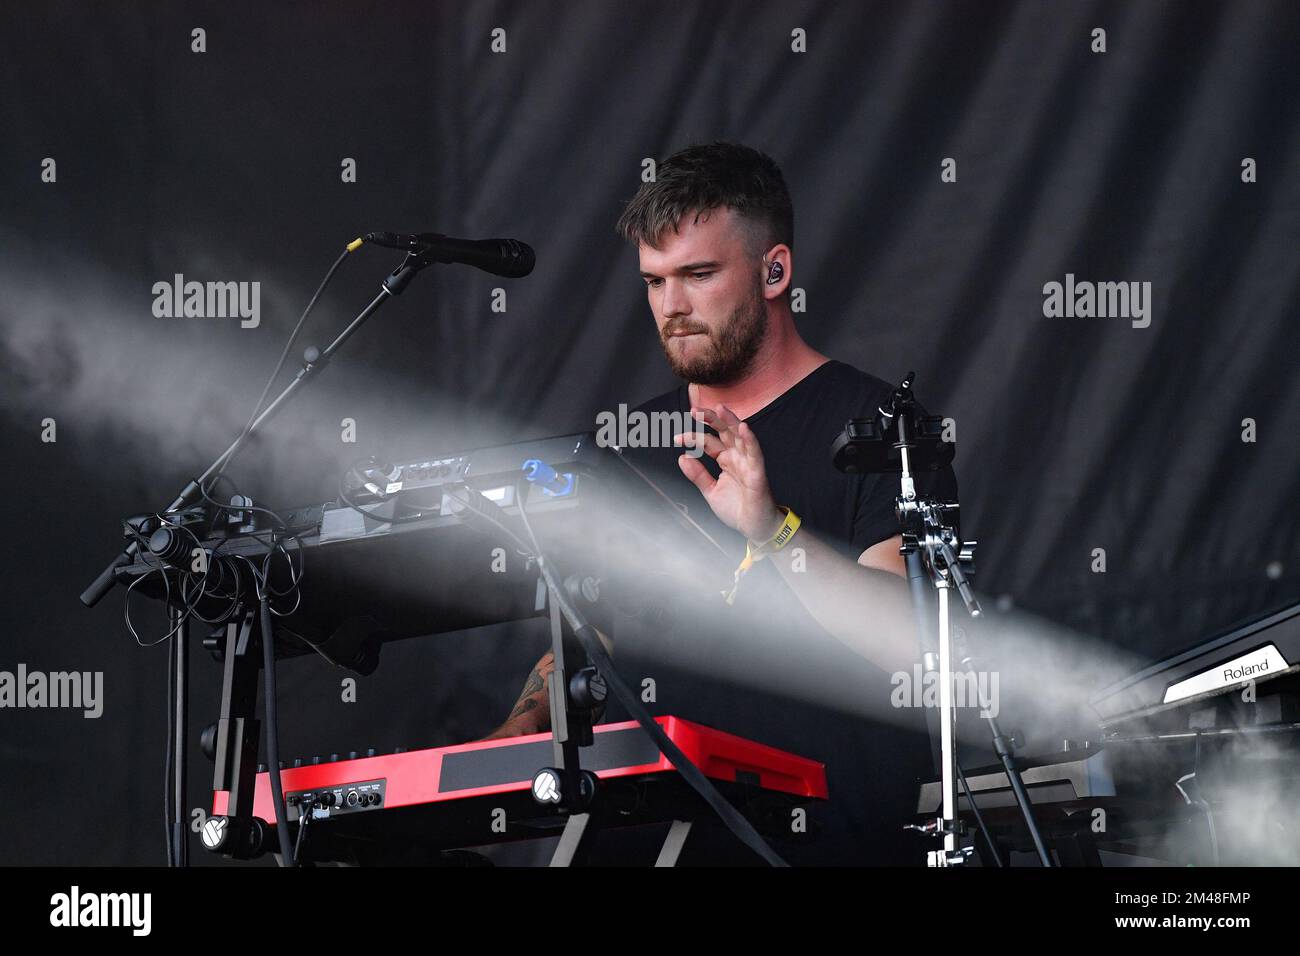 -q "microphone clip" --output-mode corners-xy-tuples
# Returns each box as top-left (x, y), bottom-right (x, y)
(382, 248), (437, 296)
